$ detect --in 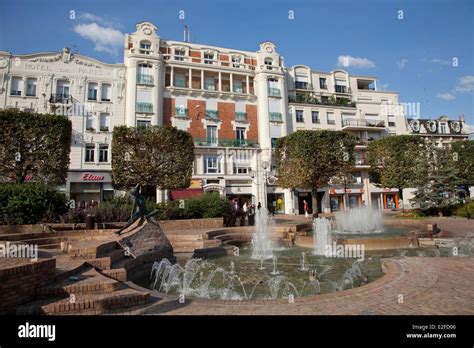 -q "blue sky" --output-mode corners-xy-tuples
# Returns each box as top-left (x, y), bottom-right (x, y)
(0, 0), (473, 127)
